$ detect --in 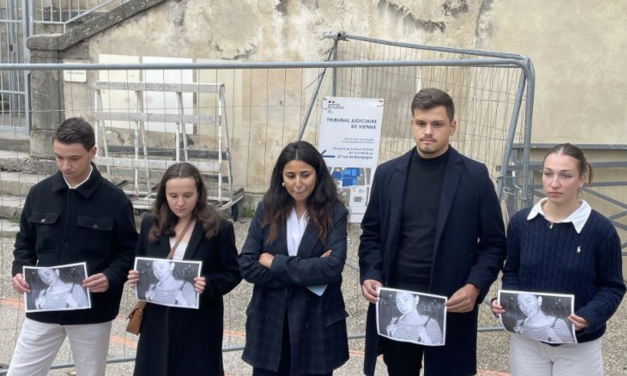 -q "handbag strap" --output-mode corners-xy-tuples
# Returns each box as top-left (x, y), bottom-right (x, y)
(166, 219), (194, 259)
